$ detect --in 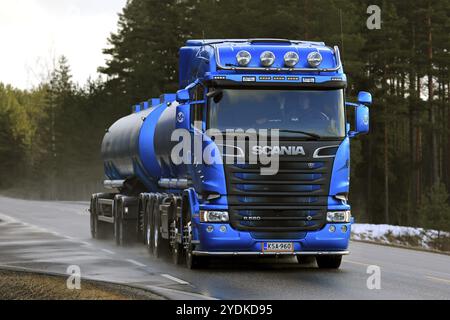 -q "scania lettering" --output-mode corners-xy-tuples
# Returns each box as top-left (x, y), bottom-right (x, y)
(252, 145), (306, 156)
